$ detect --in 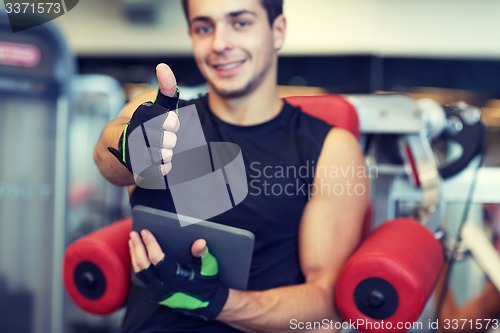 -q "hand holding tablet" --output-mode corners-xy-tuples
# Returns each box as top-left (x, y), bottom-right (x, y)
(131, 205), (255, 290)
